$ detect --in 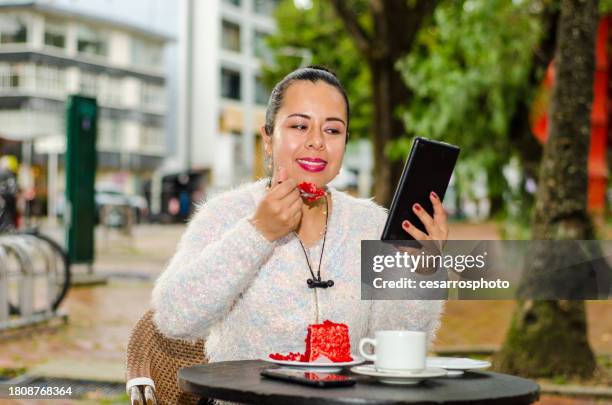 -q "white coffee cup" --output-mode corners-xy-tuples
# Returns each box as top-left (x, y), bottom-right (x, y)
(359, 330), (426, 372)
